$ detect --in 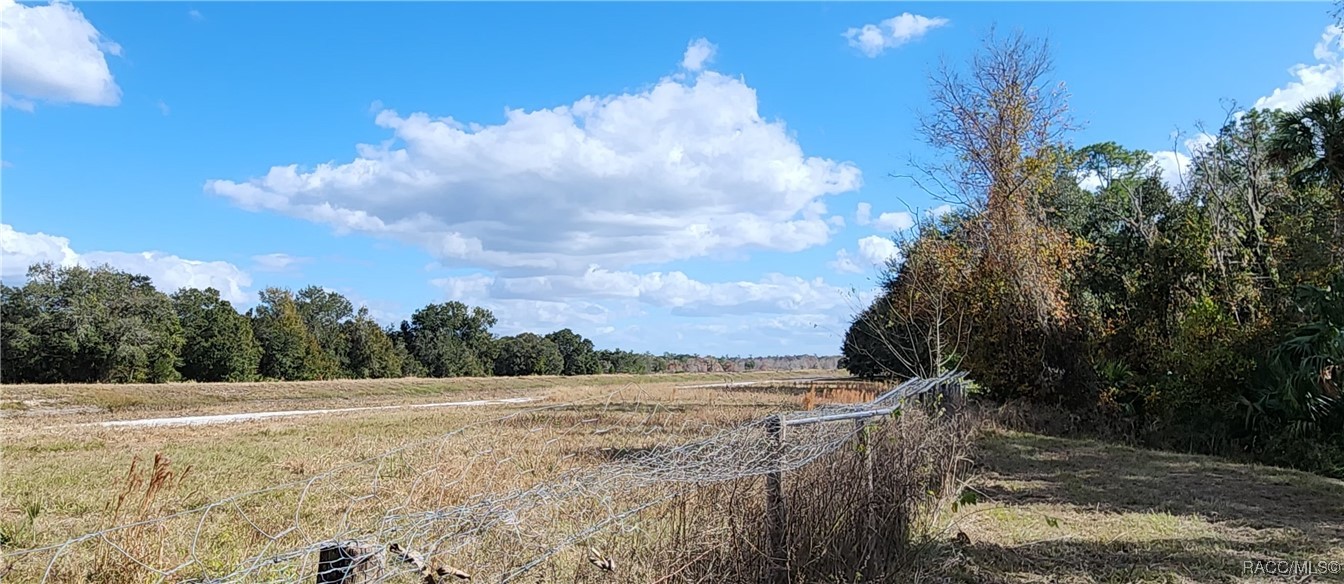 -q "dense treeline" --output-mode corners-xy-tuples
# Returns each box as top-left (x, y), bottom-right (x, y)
(841, 31), (1344, 476)
(0, 264), (838, 384)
